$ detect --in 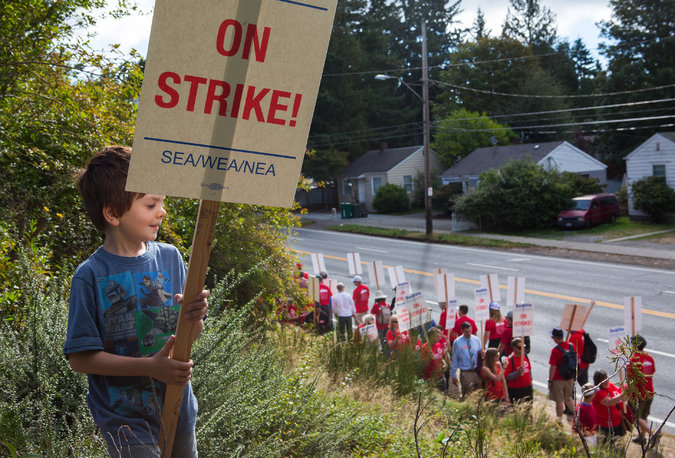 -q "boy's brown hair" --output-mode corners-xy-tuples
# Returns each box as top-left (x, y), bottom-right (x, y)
(76, 146), (144, 231)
